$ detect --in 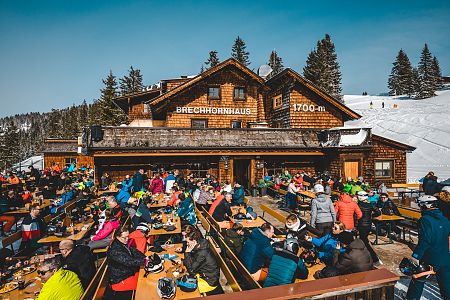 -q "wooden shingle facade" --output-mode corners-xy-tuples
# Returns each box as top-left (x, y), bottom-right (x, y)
(45, 58), (415, 188)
